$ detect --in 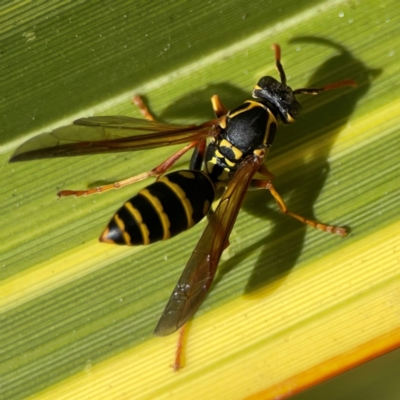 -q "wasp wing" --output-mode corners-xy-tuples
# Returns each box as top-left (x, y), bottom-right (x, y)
(10, 116), (220, 162)
(154, 153), (265, 336)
